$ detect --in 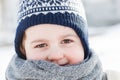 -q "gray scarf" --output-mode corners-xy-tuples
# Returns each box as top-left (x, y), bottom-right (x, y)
(6, 52), (105, 80)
